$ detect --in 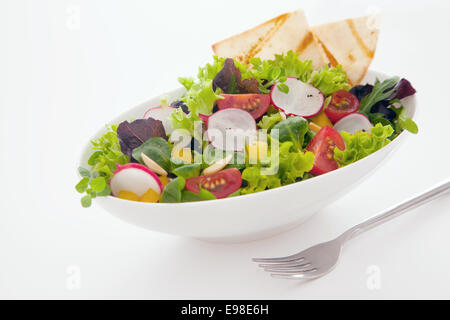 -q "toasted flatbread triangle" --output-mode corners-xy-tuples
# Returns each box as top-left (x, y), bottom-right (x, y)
(212, 10), (327, 67)
(312, 15), (380, 85)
